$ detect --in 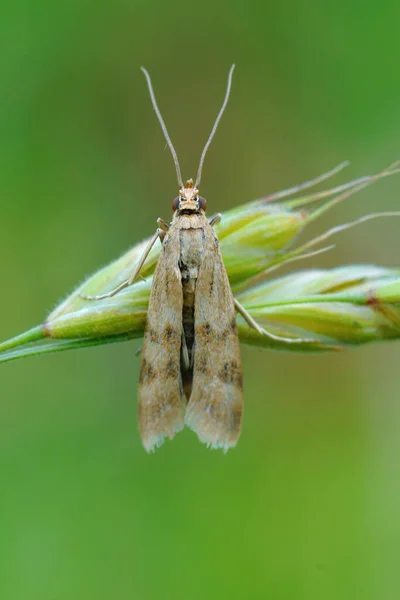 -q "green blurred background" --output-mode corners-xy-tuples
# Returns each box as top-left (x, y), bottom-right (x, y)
(1, 1), (400, 599)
